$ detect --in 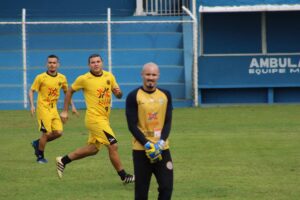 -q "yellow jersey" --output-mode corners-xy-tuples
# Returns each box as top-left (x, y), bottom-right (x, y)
(126, 87), (173, 150)
(71, 70), (119, 122)
(31, 72), (68, 110)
